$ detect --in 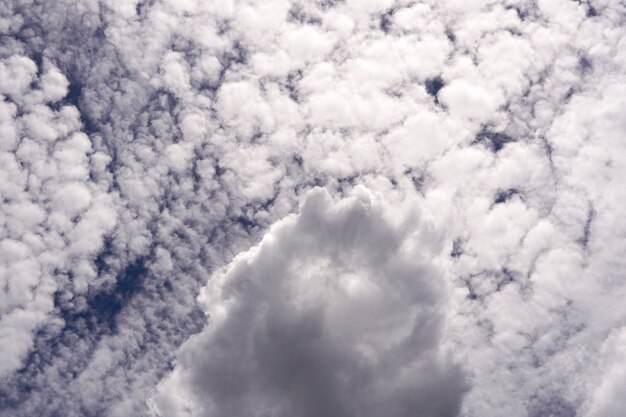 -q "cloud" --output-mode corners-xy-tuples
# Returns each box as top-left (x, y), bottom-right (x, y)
(584, 327), (626, 417)
(0, 0), (624, 416)
(0, 53), (118, 382)
(438, 79), (499, 122)
(150, 187), (468, 417)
